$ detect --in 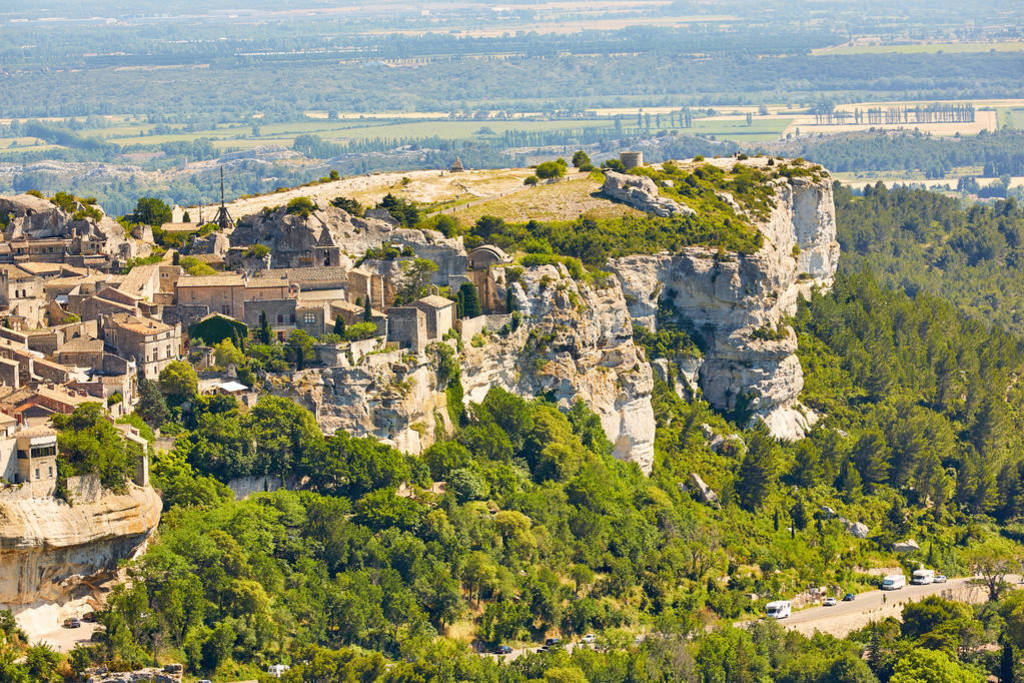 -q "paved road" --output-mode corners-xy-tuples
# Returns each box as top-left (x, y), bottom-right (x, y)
(769, 577), (997, 637)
